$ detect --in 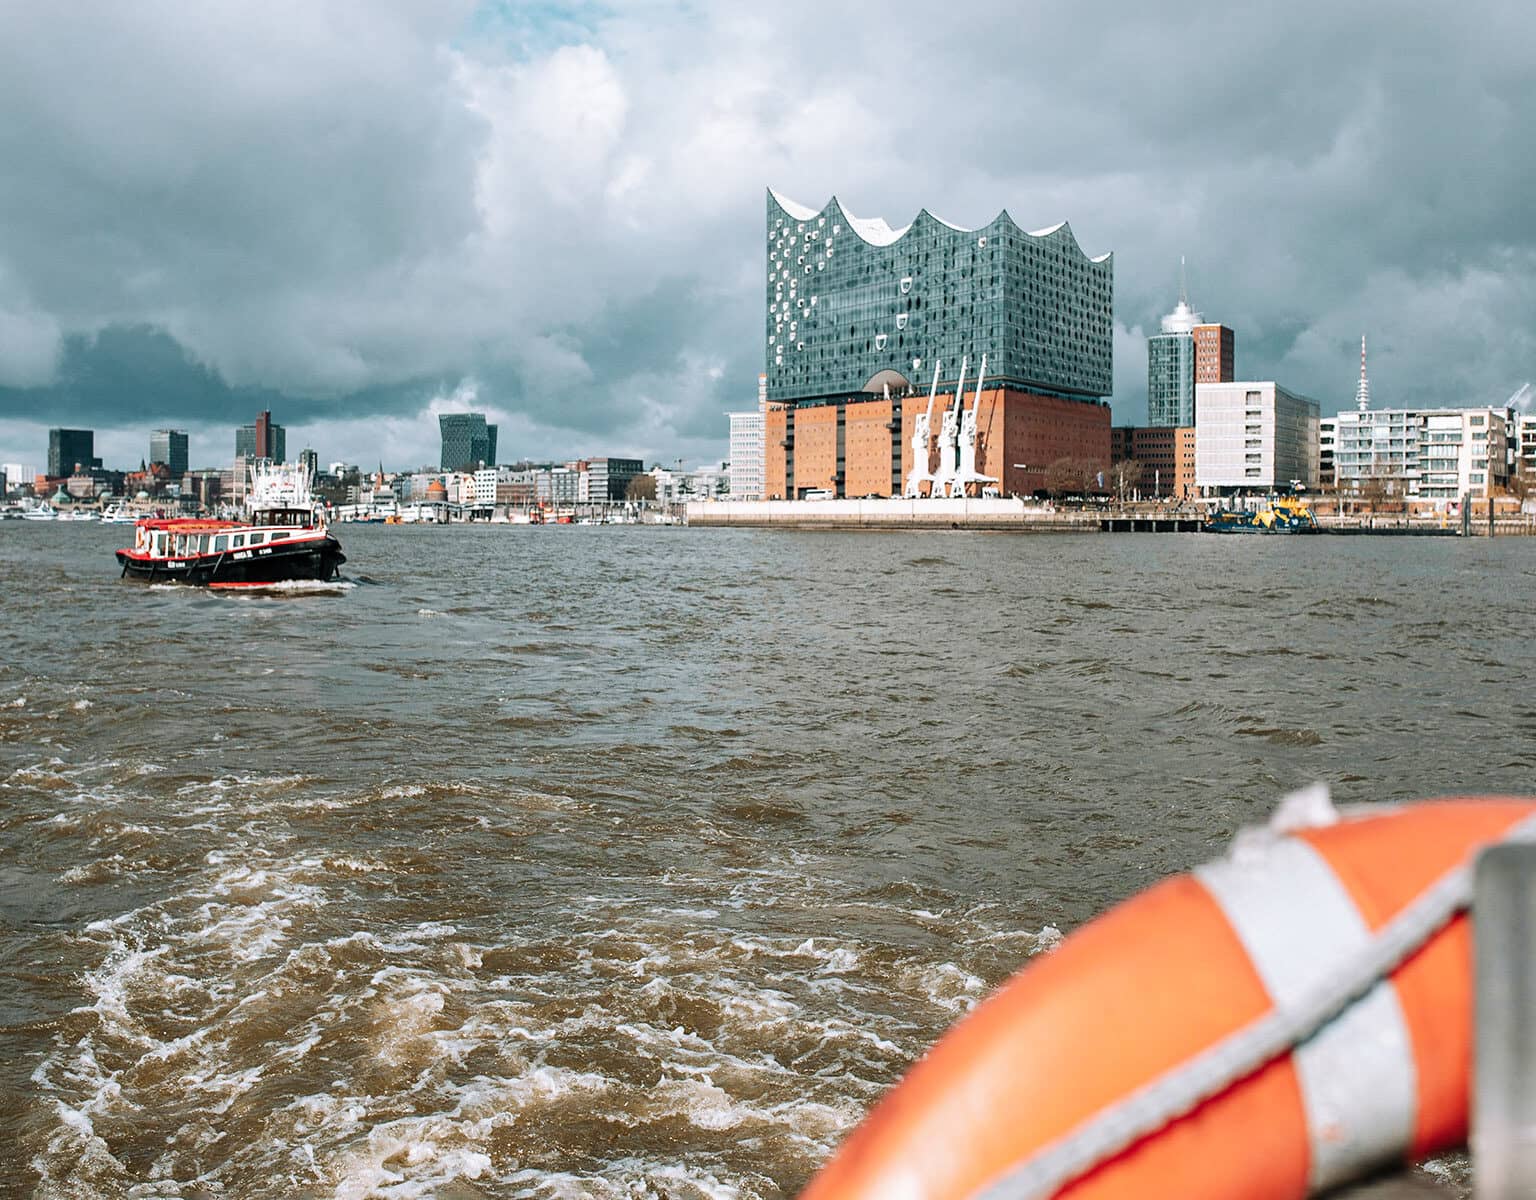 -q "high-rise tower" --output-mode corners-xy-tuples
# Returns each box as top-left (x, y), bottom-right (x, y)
(1147, 260), (1199, 427)
(1356, 335), (1371, 412)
